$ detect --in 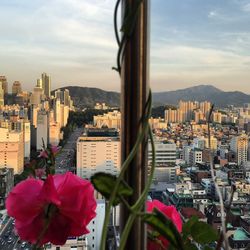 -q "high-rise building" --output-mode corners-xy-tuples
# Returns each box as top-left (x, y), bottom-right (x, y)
(12, 81), (22, 95)
(0, 76), (8, 95)
(41, 72), (51, 98)
(200, 101), (211, 119)
(0, 127), (24, 174)
(54, 98), (61, 127)
(36, 109), (49, 150)
(194, 110), (205, 123)
(30, 83), (44, 105)
(49, 121), (60, 146)
(55, 89), (64, 103)
(61, 105), (69, 127)
(179, 100), (196, 121)
(23, 121), (31, 159)
(148, 140), (176, 166)
(0, 82), (4, 106)
(165, 109), (183, 123)
(86, 200), (105, 250)
(76, 128), (120, 179)
(64, 89), (70, 106)
(230, 134), (248, 166)
(37, 79), (42, 88)
(148, 140), (178, 182)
